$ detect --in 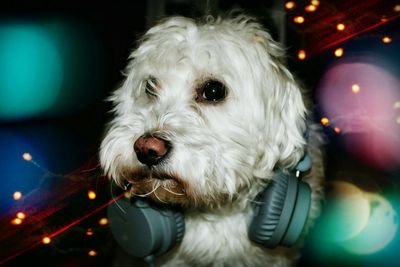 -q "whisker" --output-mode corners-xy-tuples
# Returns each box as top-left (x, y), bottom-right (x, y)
(110, 180), (127, 214)
(135, 181), (159, 197)
(161, 185), (185, 196)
